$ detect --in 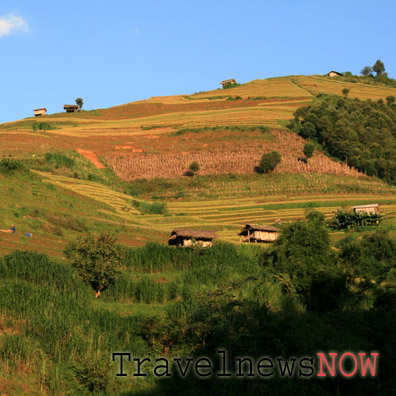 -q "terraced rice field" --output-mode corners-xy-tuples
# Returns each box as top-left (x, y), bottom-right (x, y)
(35, 171), (396, 245)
